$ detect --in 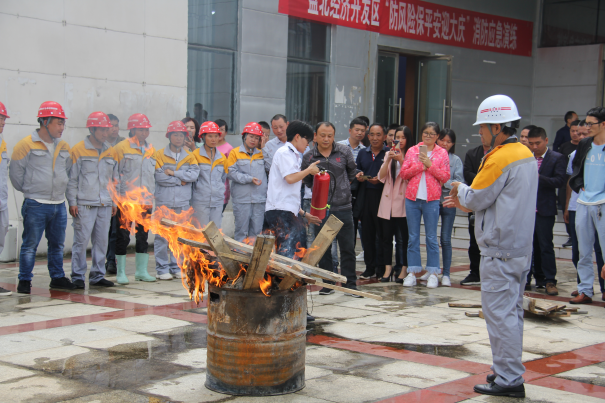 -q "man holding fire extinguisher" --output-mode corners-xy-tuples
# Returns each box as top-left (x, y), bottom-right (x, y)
(301, 122), (362, 297)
